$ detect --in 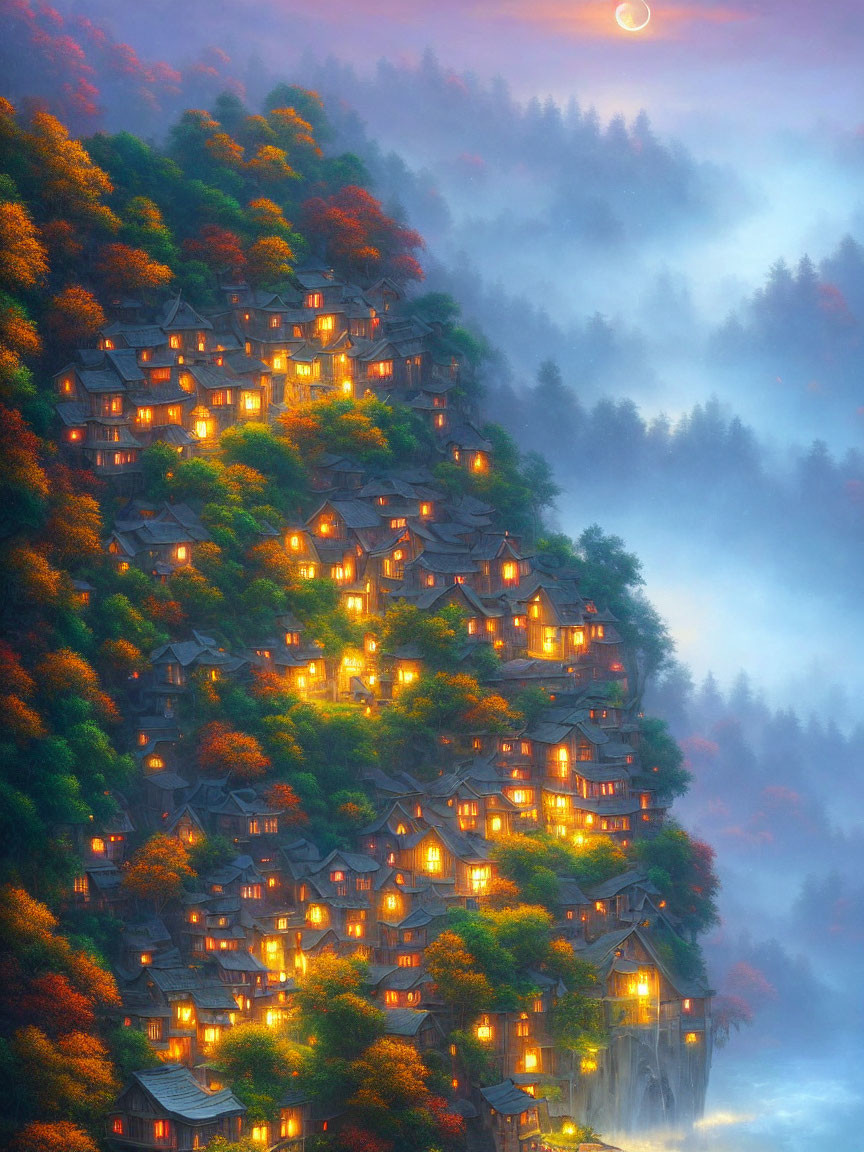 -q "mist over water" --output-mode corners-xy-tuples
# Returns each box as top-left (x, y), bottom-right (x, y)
(4, 2), (864, 1144)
